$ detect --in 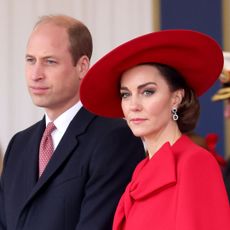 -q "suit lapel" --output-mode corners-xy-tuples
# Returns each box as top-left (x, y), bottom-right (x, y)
(23, 119), (46, 192)
(20, 108), (96, 208)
